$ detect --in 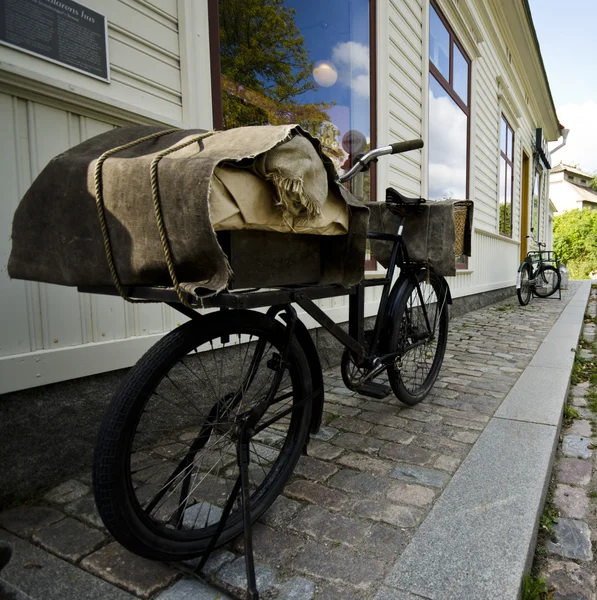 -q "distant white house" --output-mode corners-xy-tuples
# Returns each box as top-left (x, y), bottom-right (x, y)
(550, 163), (597, 214)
